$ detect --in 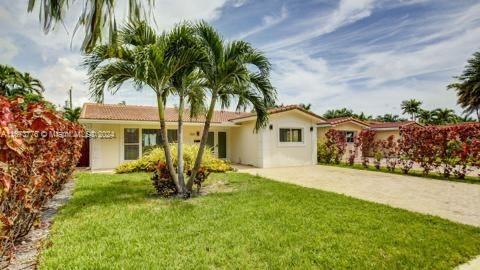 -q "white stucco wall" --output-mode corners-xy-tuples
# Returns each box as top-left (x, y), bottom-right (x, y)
(260, 110), (318, 168)
(89, 123), (121, 170)
(84, 109), (319, 170)
(86, 122), (232, 170)
(229, 121), (260, 167)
